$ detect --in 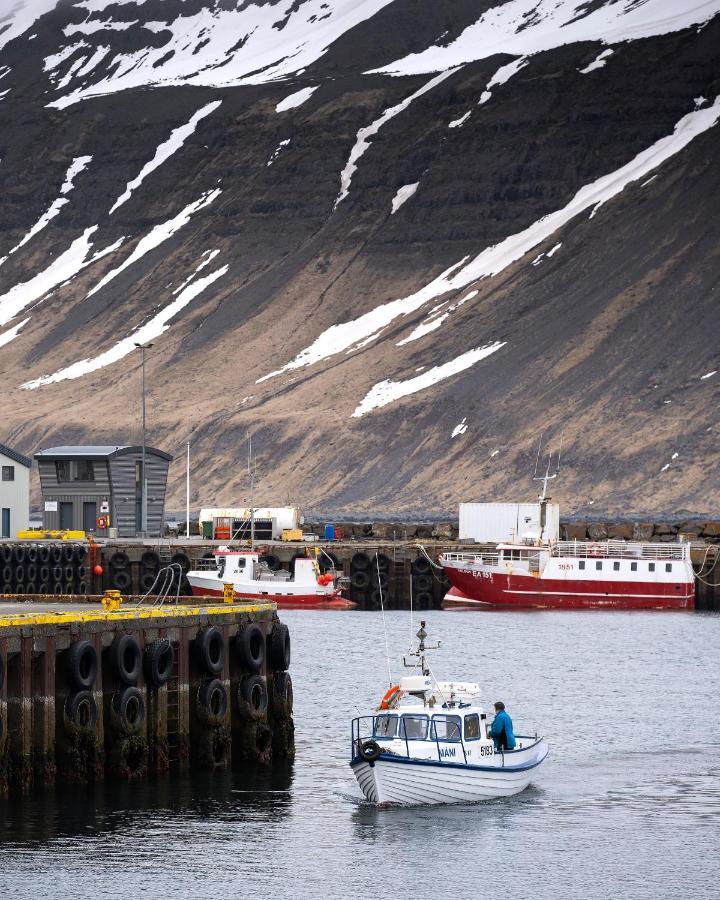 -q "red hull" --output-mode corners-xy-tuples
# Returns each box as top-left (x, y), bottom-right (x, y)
(442, 567), (694, 610)
(190, 585), (357, 610)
